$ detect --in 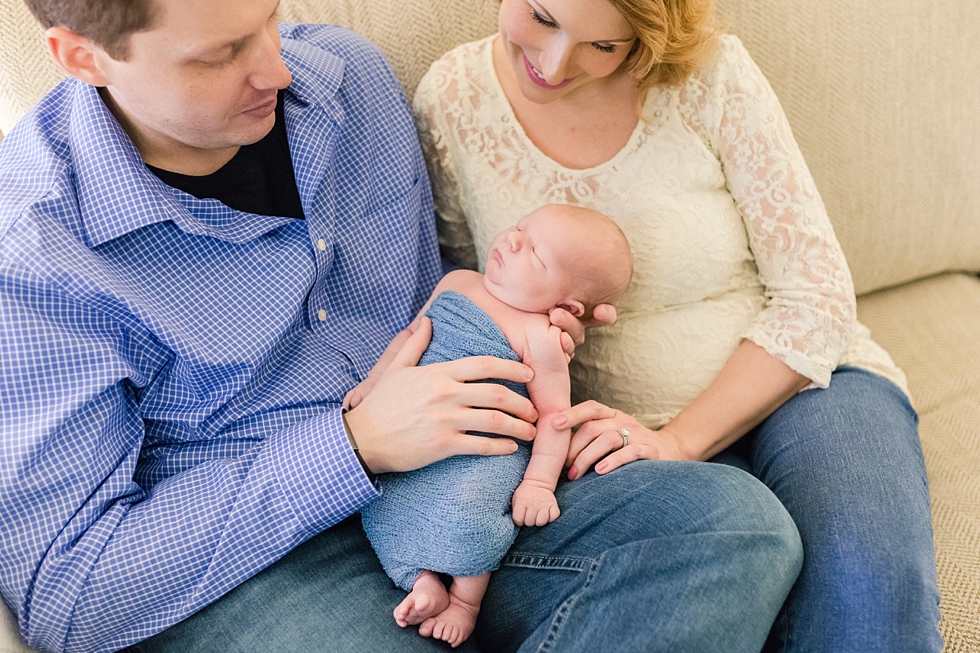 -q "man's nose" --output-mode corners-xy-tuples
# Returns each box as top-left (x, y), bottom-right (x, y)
(250, 30), (292, 90)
